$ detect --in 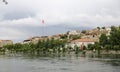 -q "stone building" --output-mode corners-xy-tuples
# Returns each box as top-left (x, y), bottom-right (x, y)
(0, 40), (13, 47)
